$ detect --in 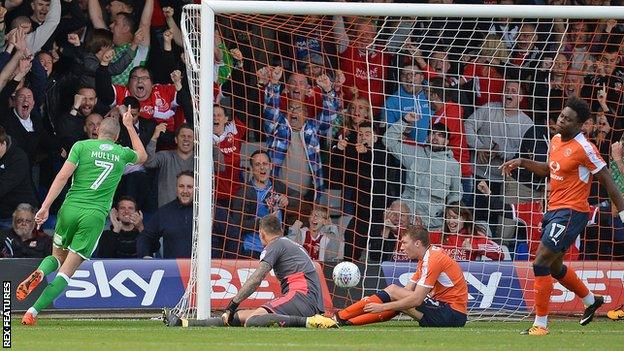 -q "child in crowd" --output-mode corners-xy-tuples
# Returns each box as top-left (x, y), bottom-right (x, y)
(288, 206), (341, 261)
(430, 203), (504, 261)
